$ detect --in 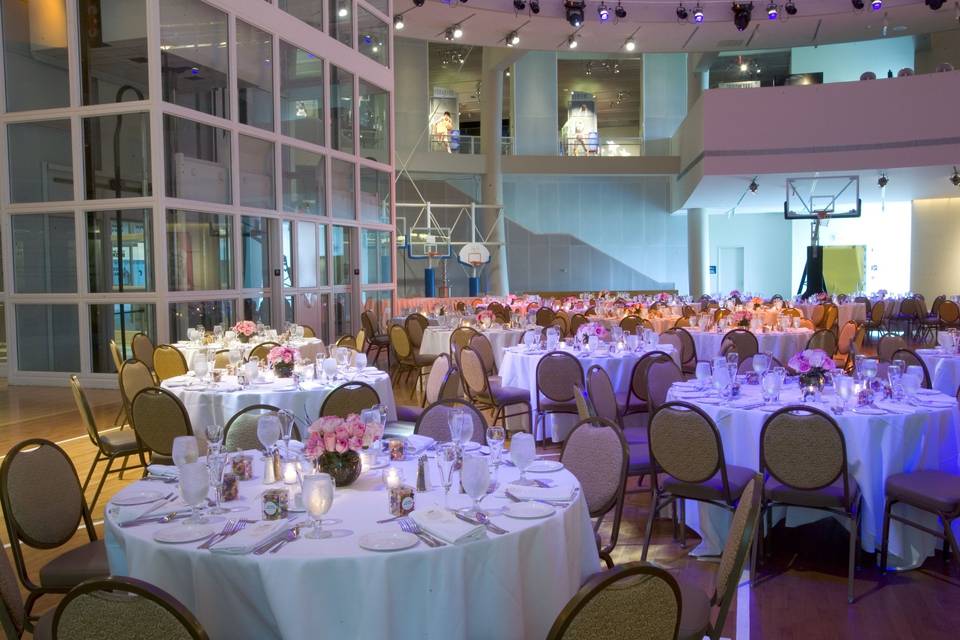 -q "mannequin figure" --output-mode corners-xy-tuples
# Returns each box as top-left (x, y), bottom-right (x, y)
(434, 111), (454, 153)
